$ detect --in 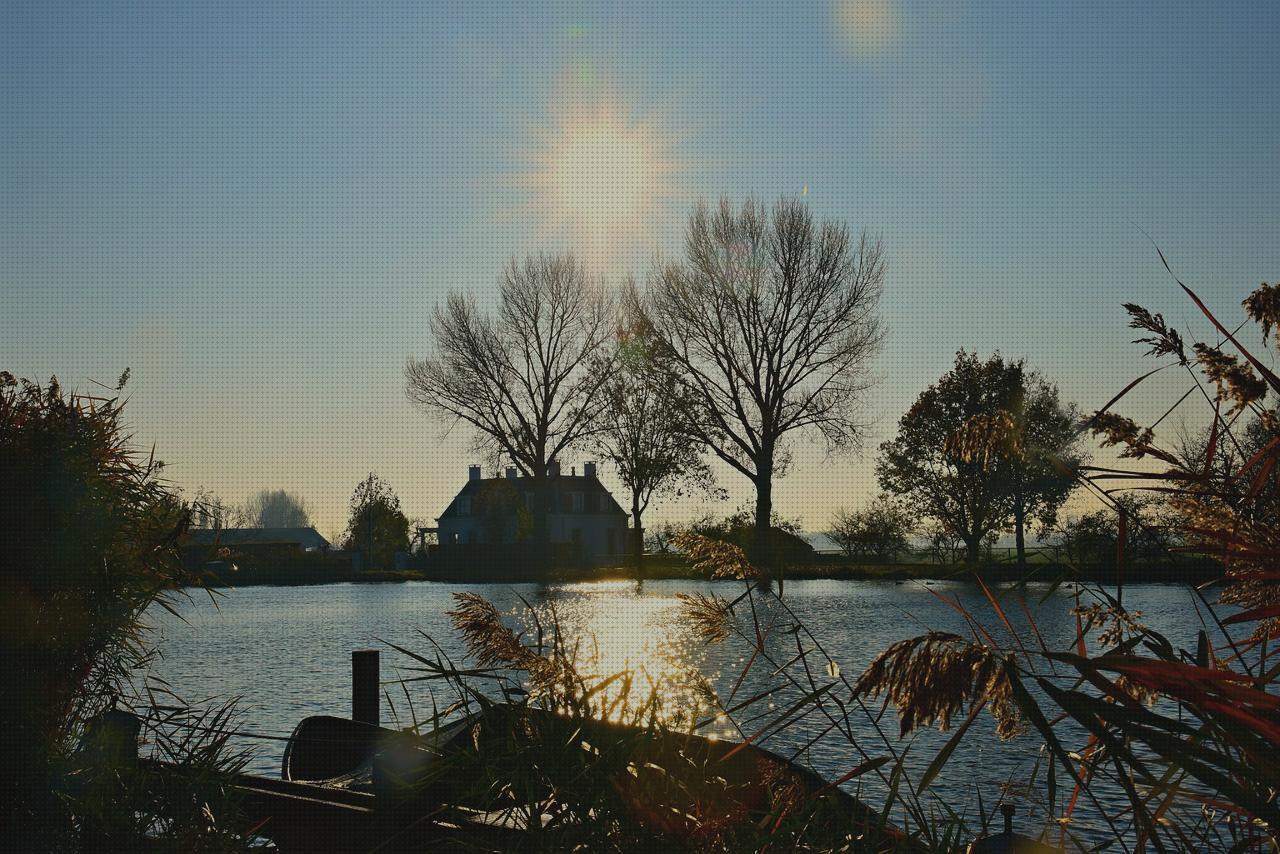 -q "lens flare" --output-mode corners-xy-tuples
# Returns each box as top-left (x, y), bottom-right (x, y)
(522, 88), (681, 267)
